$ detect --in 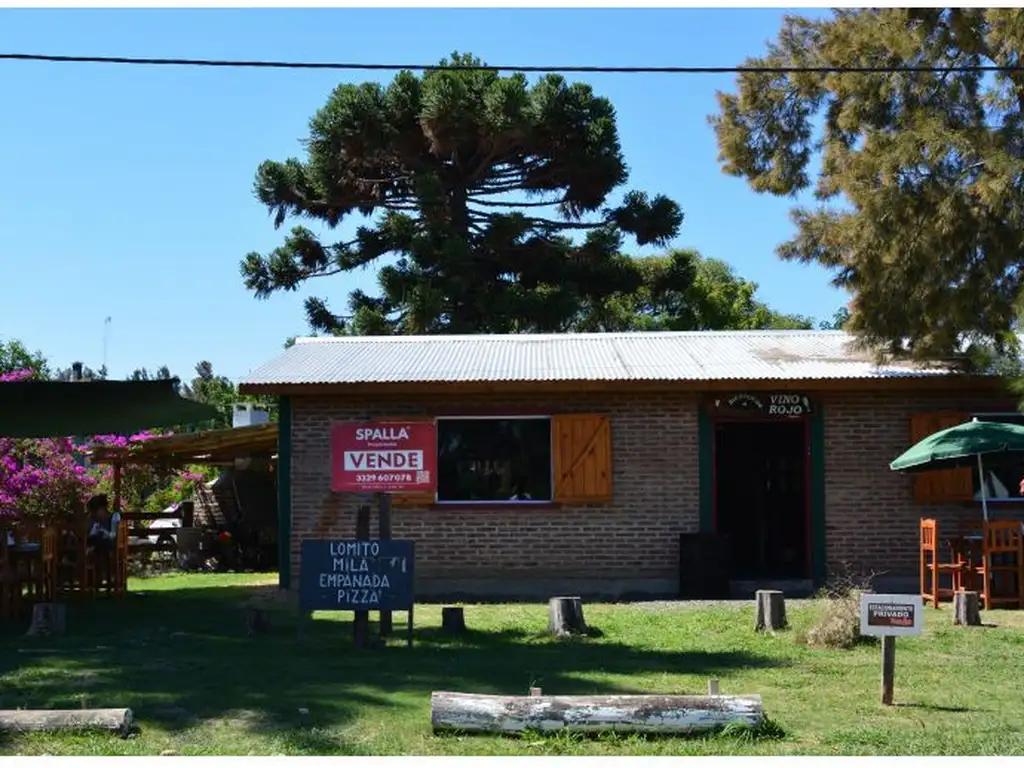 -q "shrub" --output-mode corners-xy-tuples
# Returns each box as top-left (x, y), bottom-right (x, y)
(803, 566), (879, 650)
